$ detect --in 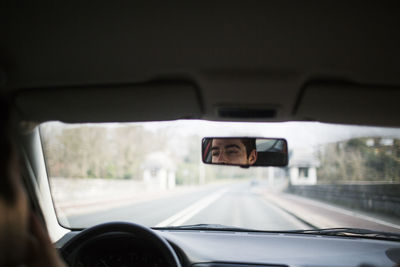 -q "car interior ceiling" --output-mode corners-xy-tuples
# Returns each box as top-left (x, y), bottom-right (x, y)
(1, 2), (400, 127)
